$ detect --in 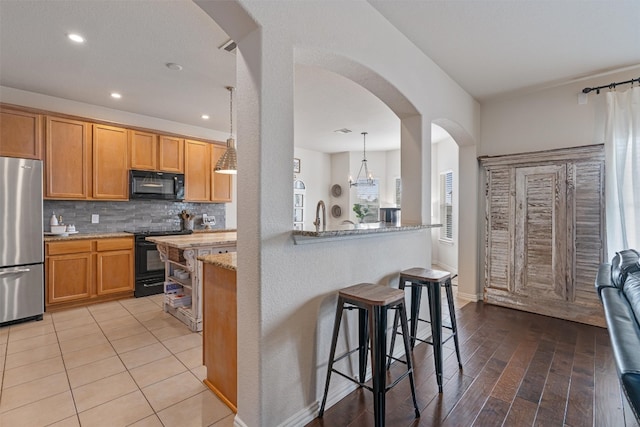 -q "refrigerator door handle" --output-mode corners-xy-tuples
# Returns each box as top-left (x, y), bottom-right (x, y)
(0, 268), (31, 276)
